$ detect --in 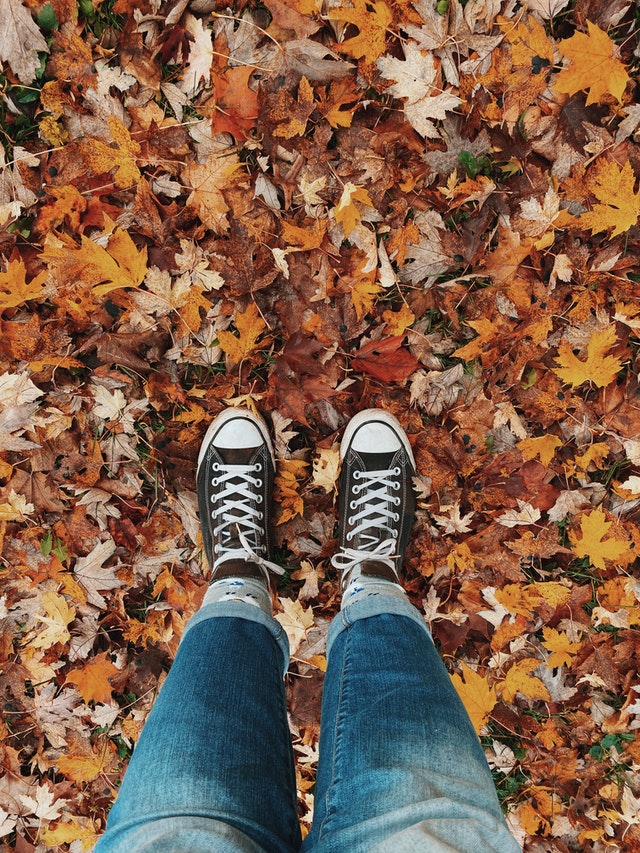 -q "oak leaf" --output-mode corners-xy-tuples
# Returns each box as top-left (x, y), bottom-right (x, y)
(579, 160), (640, 237)
(217, 302), (267, 364)
(330, 0), (393, 64)
(450, 662), (496, 734)
(65, 652), (118, 704)
(569, 507), (629, 570)
(554, 21), (631, 105)
(552, 325), (622, 388)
